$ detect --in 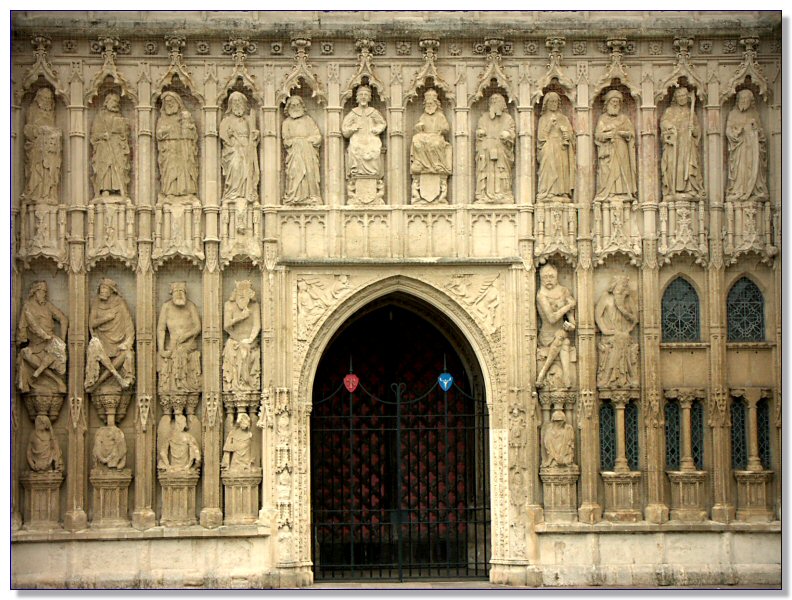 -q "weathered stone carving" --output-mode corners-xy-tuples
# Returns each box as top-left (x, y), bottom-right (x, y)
(282, 96), (322, 206)
(541, 409), (575, 468)
(536, 264), (576, 390)
(27, 414), (63, 472)
(595, 275), (639, 390)
(159, 413), (201, 472)
(410, 89), (452, 204)
(157, 282), (202, 406)
(537, 92), (575, 202)
(223, 280), (261, 393)
(221, 91), (260, 230)
(474, 93), (515, 204)
(157, 91), (199, 200)
(221, 410), (262, 525)
(296, 275), (351, 341)
(222, 413), (254, 473)
(342, 85), (387, 205)
(661, 87), (704, 201)
(726, 89), (768, 203)
(93, 424), (126, 469)
(91, 92), (131, 199)
(595, 90), (636, 202)
(24, 87), (61, 204)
